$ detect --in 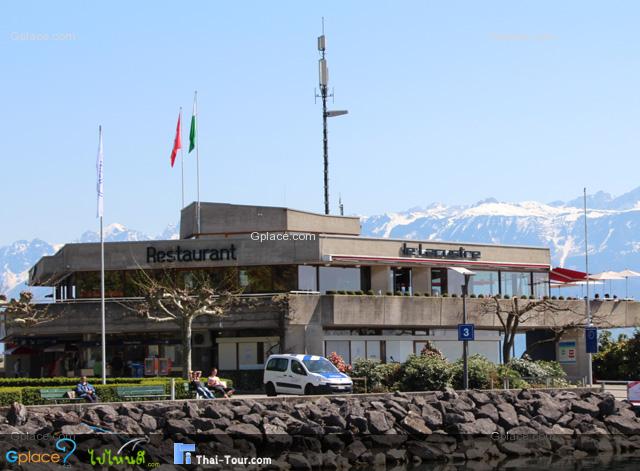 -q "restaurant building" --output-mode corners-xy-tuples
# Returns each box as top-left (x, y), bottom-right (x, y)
(8, 202), (553, 382)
